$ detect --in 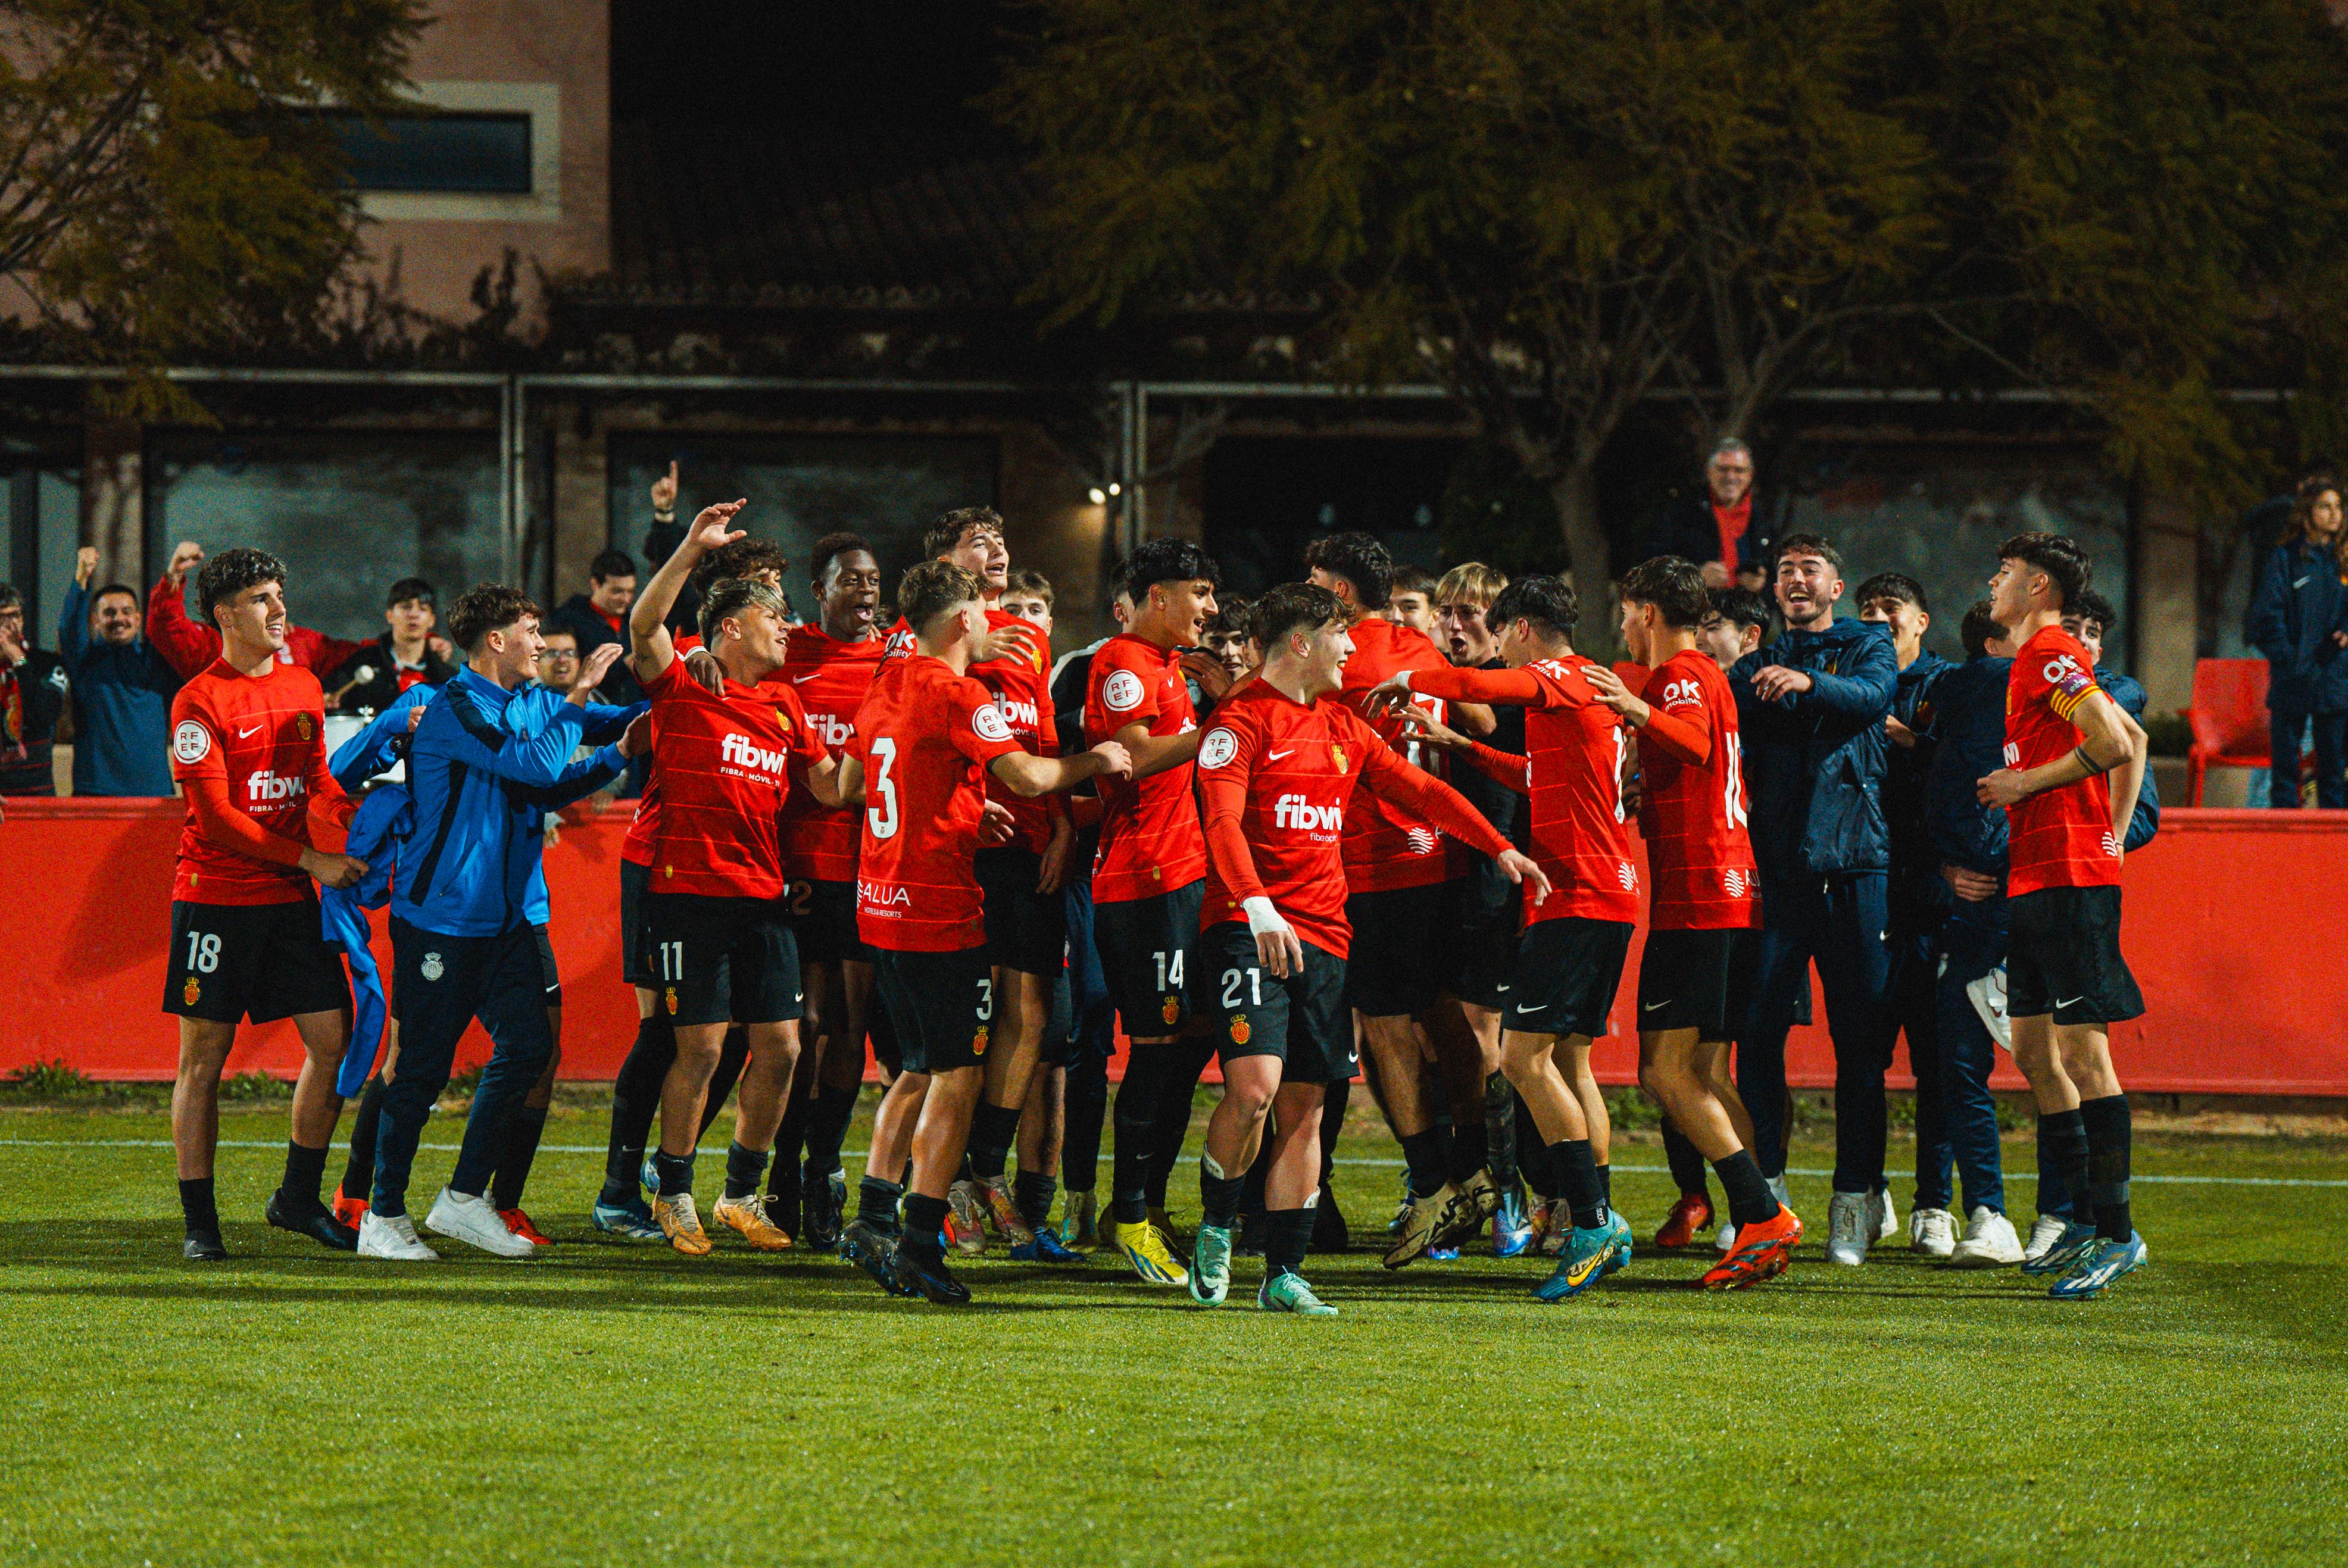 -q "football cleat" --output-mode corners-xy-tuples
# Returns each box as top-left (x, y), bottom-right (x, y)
(945, 1179), (989, 1255)
(976, 1173), (1035, 1247)
(1534, 1224), (1622, 1301)
(1825, 1191), (1871, 1266)
(1948, 1206), (2025, 1268)
(2048, 1232), (2147, 1300)
(1384, 1182), (1472, 1269)
(355, 1209), (439, 1261)
(1655, 1192), (1715, 1251)
(591, 1195), (666, 1241)
(1493, 1188), (1535, 1258)
(2021, 1219), (2100, 1277)
(332, 1188), (369, 1229)
(183, 1230), (228, 1262)
(1387, 1171), (1413, 1237)
(498, 1208), (553, 1247)
(1600, 1211), (1635, 1279)
(841, 1219), (915, 1297)
(426, 1188), (536, 1258)
(653, 1192), (713, 1257)
(1188, 1223), (1233, 1305)
(1010, 1225), (1082, 1263)
(1259, 1271), (1338, 1316)
(1909, 1207), (1957, 1258)
(1426, 1246), (1460, 1262)
(1701, 1206), (1803, 1290)
(267, 1192), (358, 1252)
(1461, 1168), (1503, 1225)
(1059, 1189), (1099, 1251)
(800, 1168), (847, 1254)
(891, 1247), (972, 1305)
(713, 1191), (792, 1251)
(640, 1156), (660, 1202)
(1113, 1219), (1191, 1287)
